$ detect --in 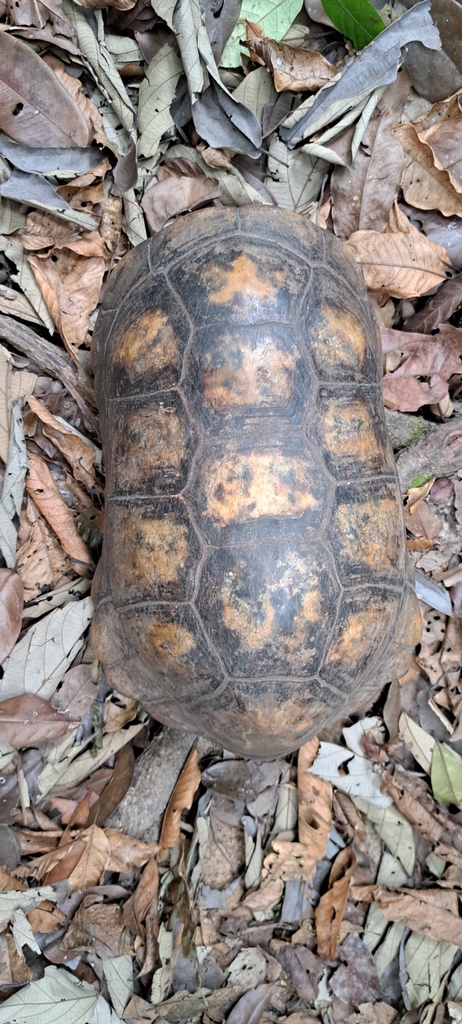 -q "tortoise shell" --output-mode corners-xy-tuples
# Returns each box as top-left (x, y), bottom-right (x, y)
(91, 206), (420, 758)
